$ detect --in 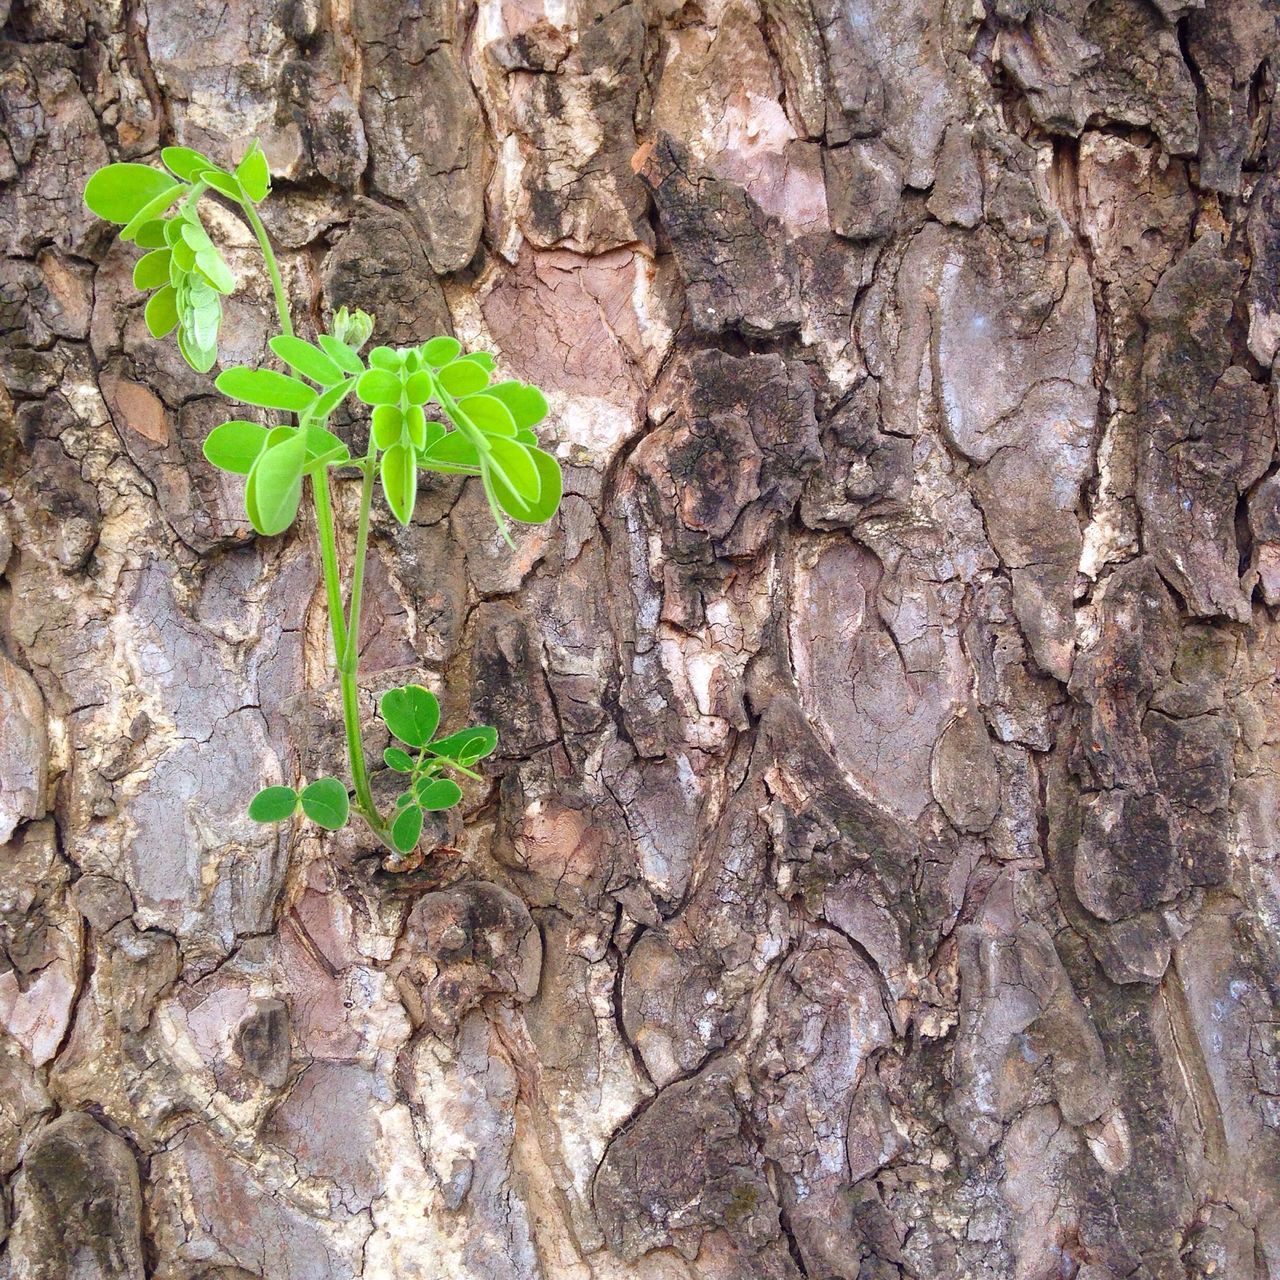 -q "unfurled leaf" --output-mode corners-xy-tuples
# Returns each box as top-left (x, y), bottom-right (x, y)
(461, 393), (517, 438)
(84, 163), (179, 224)
(203, 420), (269, 474)
(245, 429), (306, 535)
(235, 142), (271, 202)
(303, 423), (350, 470)
(145, 284), (179, 338)
(403, 371), (432, 405)
(177, 326), (218, 373)
(248, 785), (298, 822)
(384, 747), (414, 773)
(380, 442), (417, 525)
(416, 777), (463, 811)
(318, 334), (365, 376)
(120, 184), (187, 242)
(487, 437), (541, 510)
(202, 170), (244, 201)
(405, 406), (428, 450)
(505, 447), (563, 524)
(420, 336), (461, 367)
(161, 146), (215, 180)
(133, 249), (172, 291)
(217, 366), (317, 412)
(356, 368), (402, 406)
(368, 347), (401, 371)
(133, 219), (171, 249)
(457, 351), (496, 372)
(270, 335), (344, 386)
(300, 776), (350, 830)
(429, 725), (498, 765)
(437, 359), (488, 398)
(418, 431), (481, 474)
(485, 380), (549, 430)
(391, 803), (423, 854)
(379, 684), (441, 748)
(194, 247), (235, 295)
(372, 405), (403, 450)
